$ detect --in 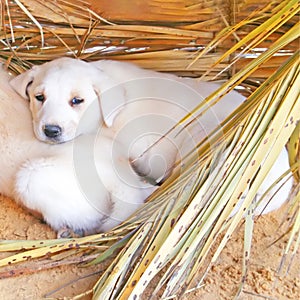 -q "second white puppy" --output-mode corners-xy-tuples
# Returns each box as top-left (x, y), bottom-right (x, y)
(15, 133), (156, 237)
